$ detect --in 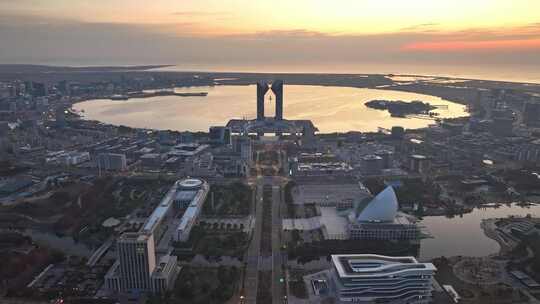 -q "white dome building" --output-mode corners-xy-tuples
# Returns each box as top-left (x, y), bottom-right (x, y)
(356, 186), (398, 223)
(347, 186), (420, 240)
